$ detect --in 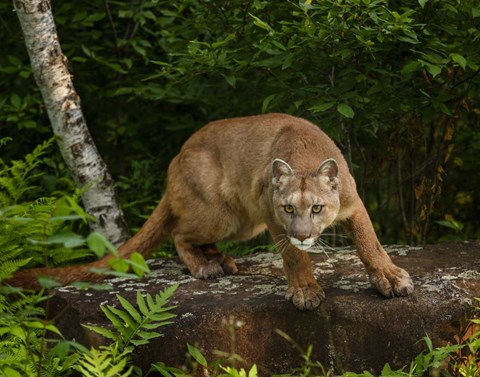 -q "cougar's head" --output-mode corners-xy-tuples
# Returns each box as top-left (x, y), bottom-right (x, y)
(271, 158), (340, 251)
